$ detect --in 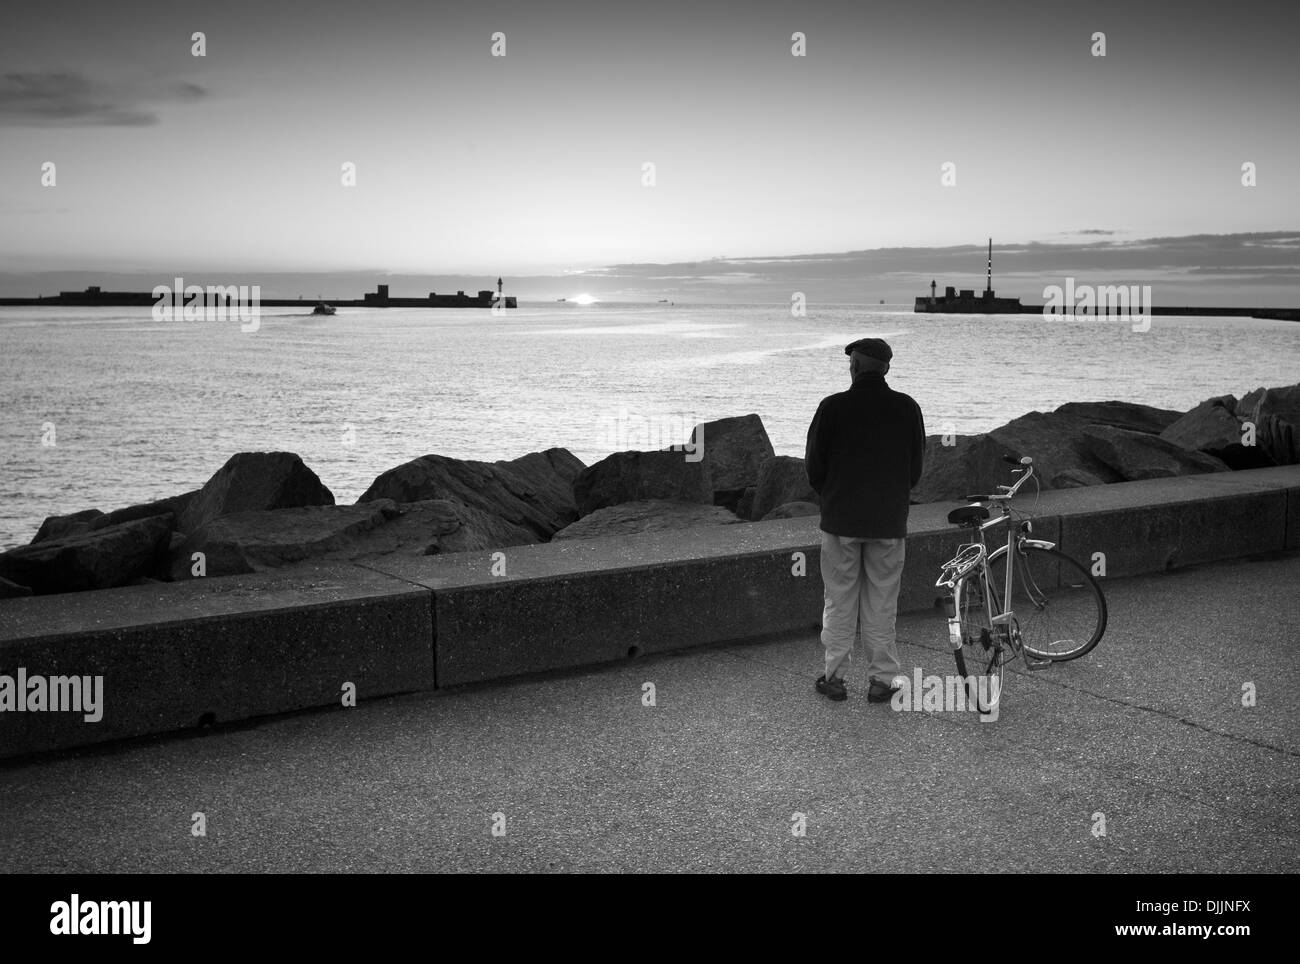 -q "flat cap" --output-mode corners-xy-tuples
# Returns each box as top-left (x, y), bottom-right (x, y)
(844, 337), (893, 362)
